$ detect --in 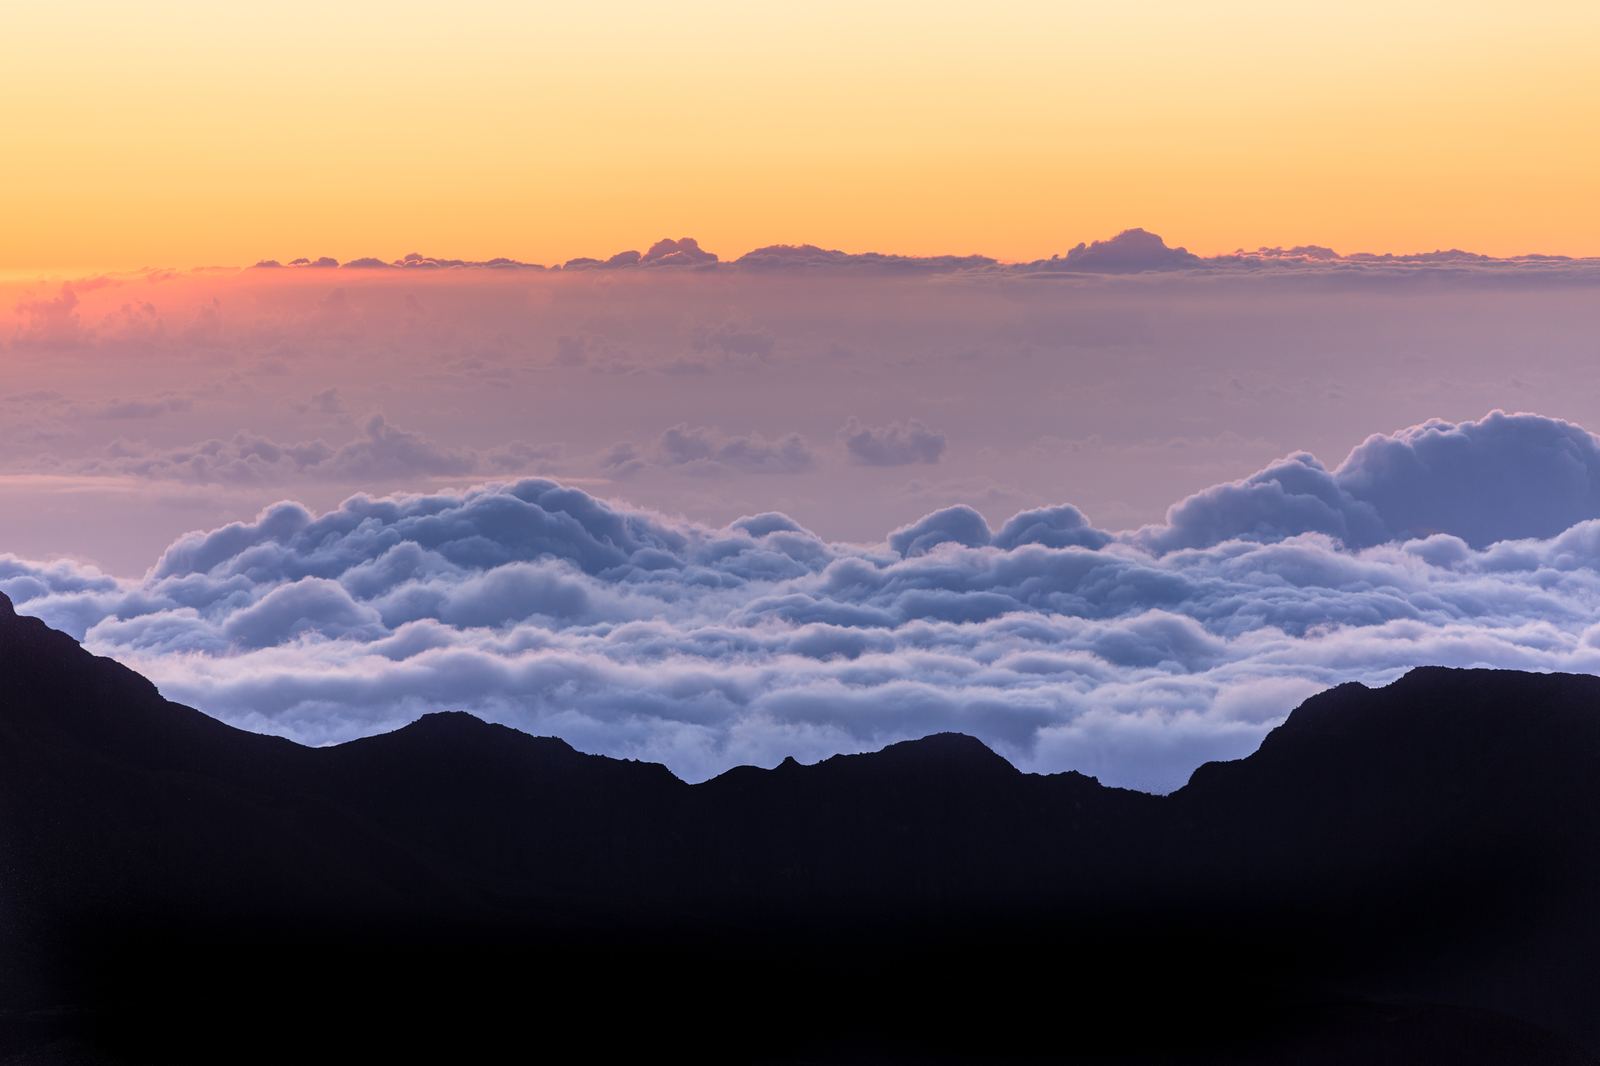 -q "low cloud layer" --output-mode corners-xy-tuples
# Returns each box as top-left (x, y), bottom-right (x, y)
(10, 411), (1600, 793)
